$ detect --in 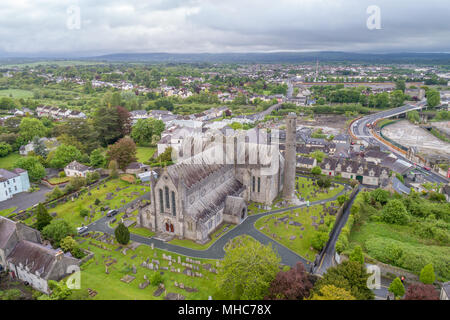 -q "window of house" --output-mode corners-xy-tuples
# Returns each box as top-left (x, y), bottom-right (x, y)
(187, 222), (193, 231)
(14, 186), (17, 191)
(159, 189), (164, 213)
(257, 177), (261, 193)
(171, 191), (176, 216)
(252, 176), (255, 192)
(165, 187), (170, 209)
